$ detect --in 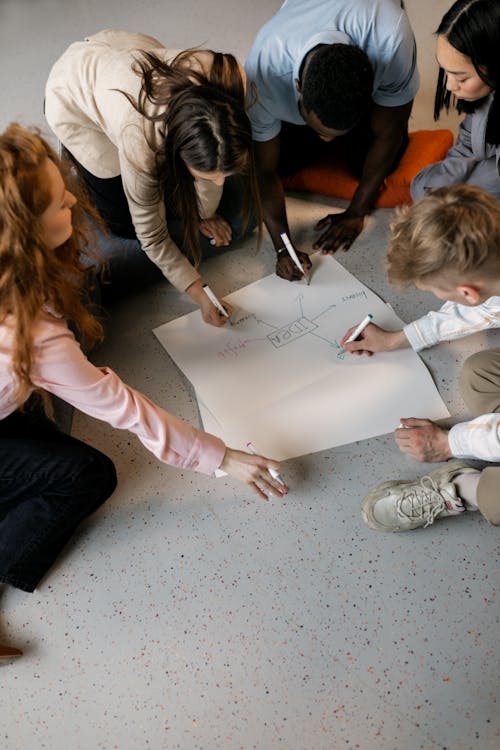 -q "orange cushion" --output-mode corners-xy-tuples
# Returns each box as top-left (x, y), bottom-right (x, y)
(281, 129), (454, 207)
